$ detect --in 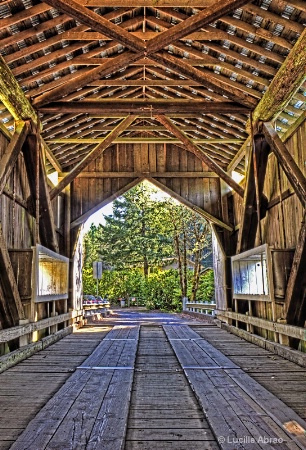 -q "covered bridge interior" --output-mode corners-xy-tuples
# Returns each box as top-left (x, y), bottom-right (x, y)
(0, 0), (305, 363)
